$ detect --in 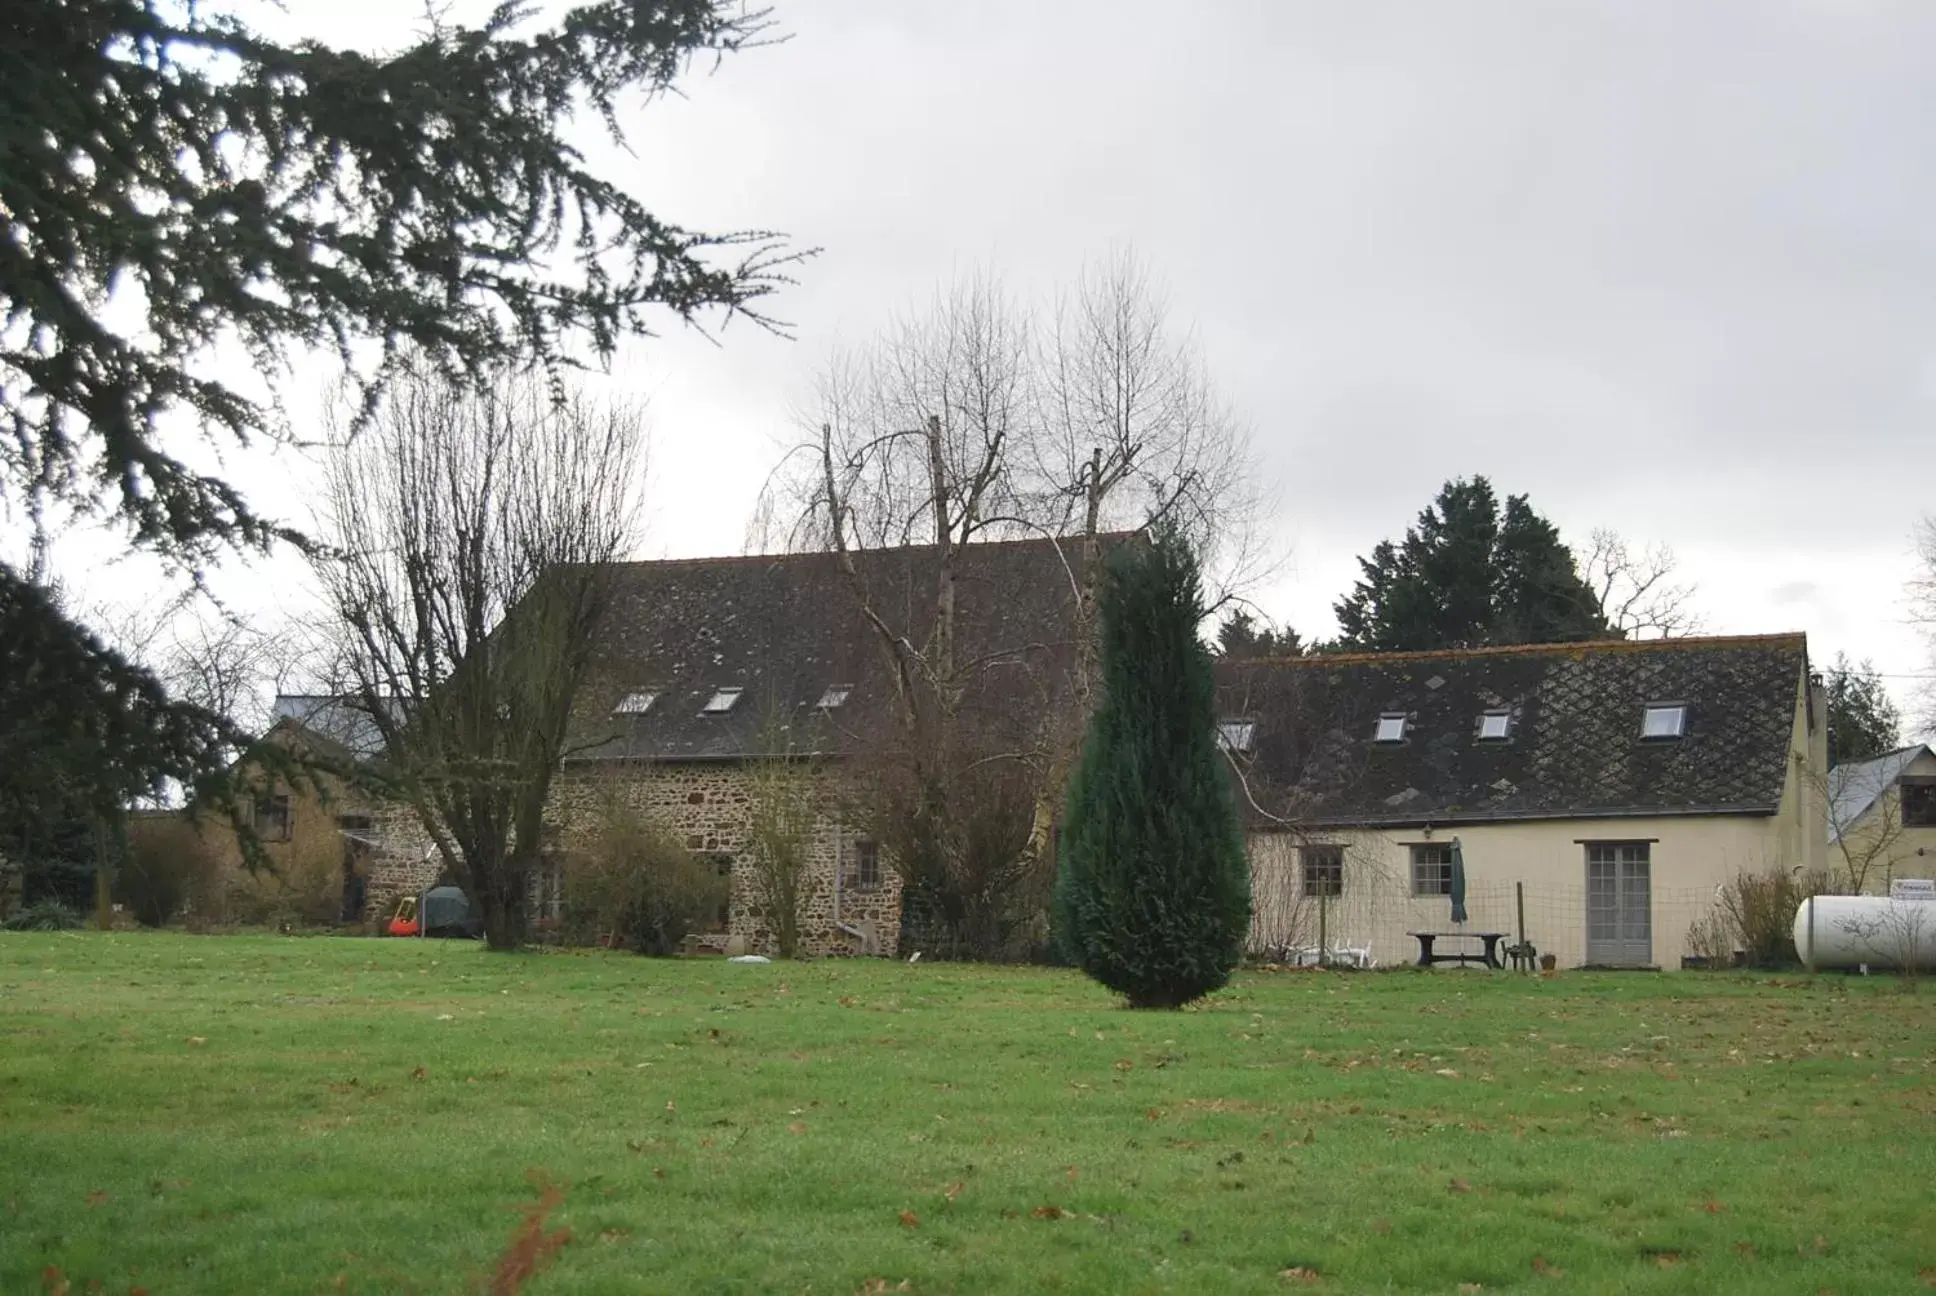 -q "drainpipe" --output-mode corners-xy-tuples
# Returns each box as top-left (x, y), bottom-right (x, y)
(831, 817), (868, 951)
